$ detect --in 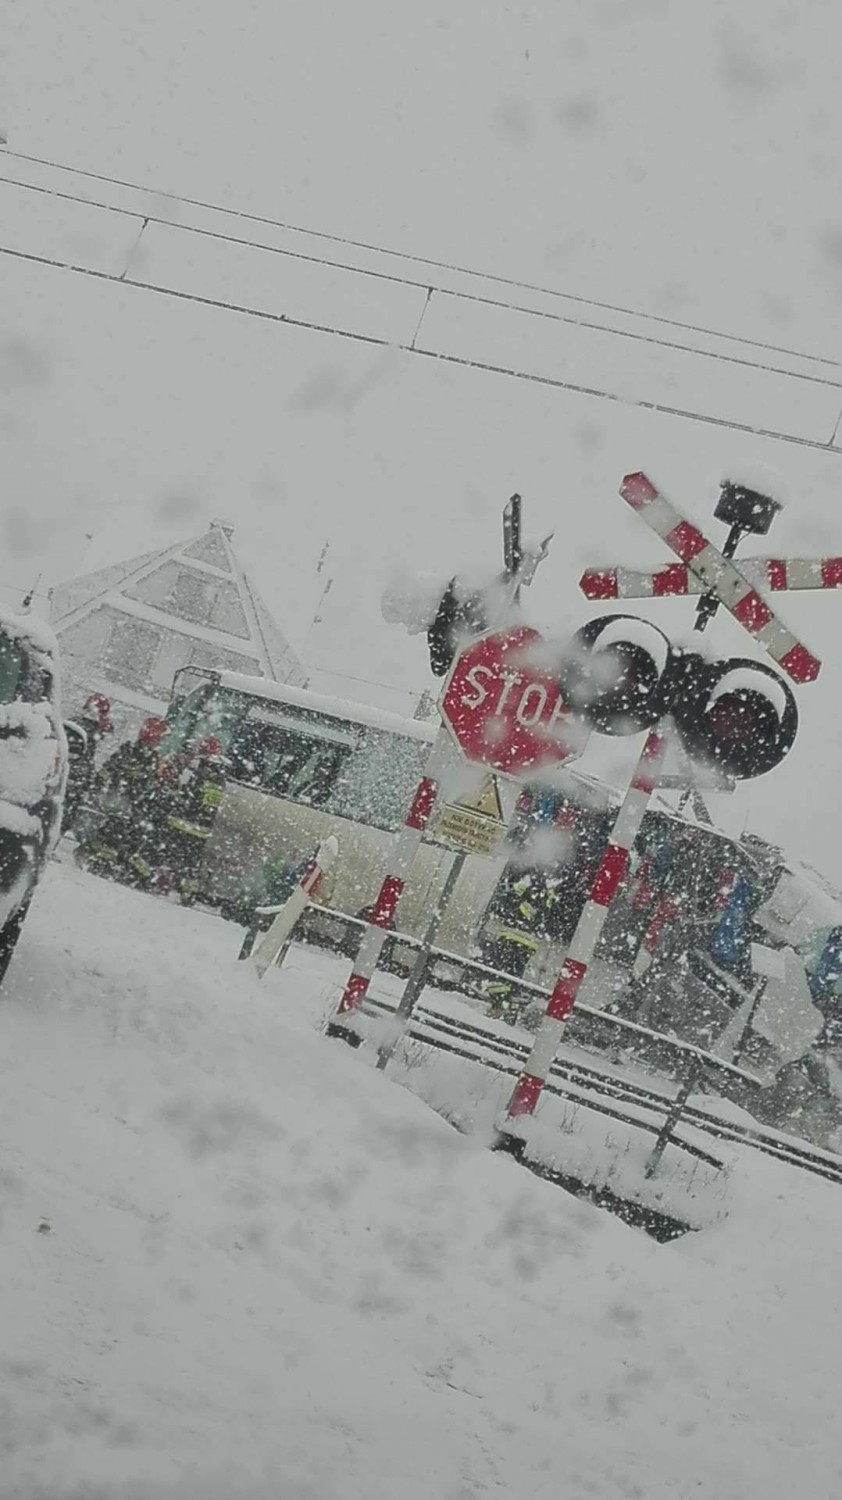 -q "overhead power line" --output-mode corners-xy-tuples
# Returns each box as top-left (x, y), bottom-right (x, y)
(302, 663), (417, 699)
(2, 237), (840, 456)
(0, 578), (51, 602)
(2, 146), (840, 377)
(4, 168), (842, 395)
